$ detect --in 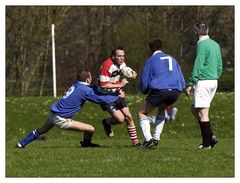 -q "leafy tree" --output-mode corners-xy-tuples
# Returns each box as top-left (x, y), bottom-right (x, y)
(6, 6), (234, 96)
